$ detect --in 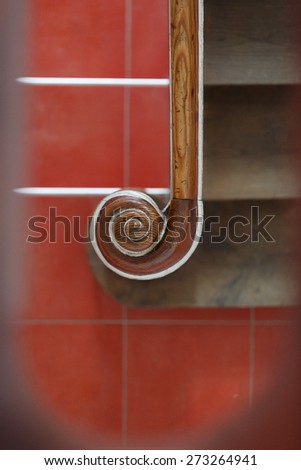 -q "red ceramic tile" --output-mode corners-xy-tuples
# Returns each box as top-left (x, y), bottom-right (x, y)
(253, 324), (297, 402)
(129, 88), (169, 188)
(20, 86), (124, 188)
(128, 307), (251, 322)
(131, 0), (169, 78)
(25, 0), (125, 77)
(16, 197), (122, 320)
(255, 306), (300, 322)
(14, 324), (122, 444)
(127, 324), (250, 442)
